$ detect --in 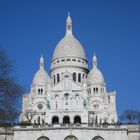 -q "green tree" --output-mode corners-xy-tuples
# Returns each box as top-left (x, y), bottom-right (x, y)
(0, 48), (23, 123)
(120, 109), (140, 124)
